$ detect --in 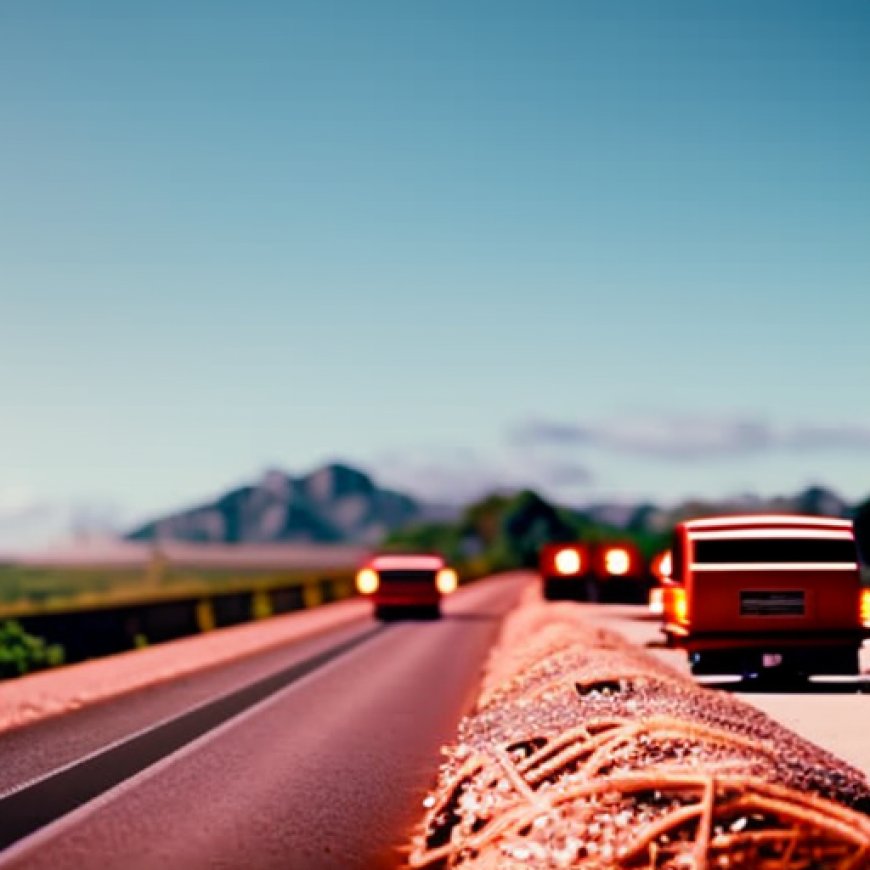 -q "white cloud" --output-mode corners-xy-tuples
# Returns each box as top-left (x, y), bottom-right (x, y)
(368, 446), (595, 505)
(0, 488), (126, 552)
(512, 416), (870, 460)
